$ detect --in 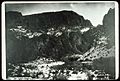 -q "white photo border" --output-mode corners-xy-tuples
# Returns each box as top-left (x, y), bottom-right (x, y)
(2, 1), (119, 80)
